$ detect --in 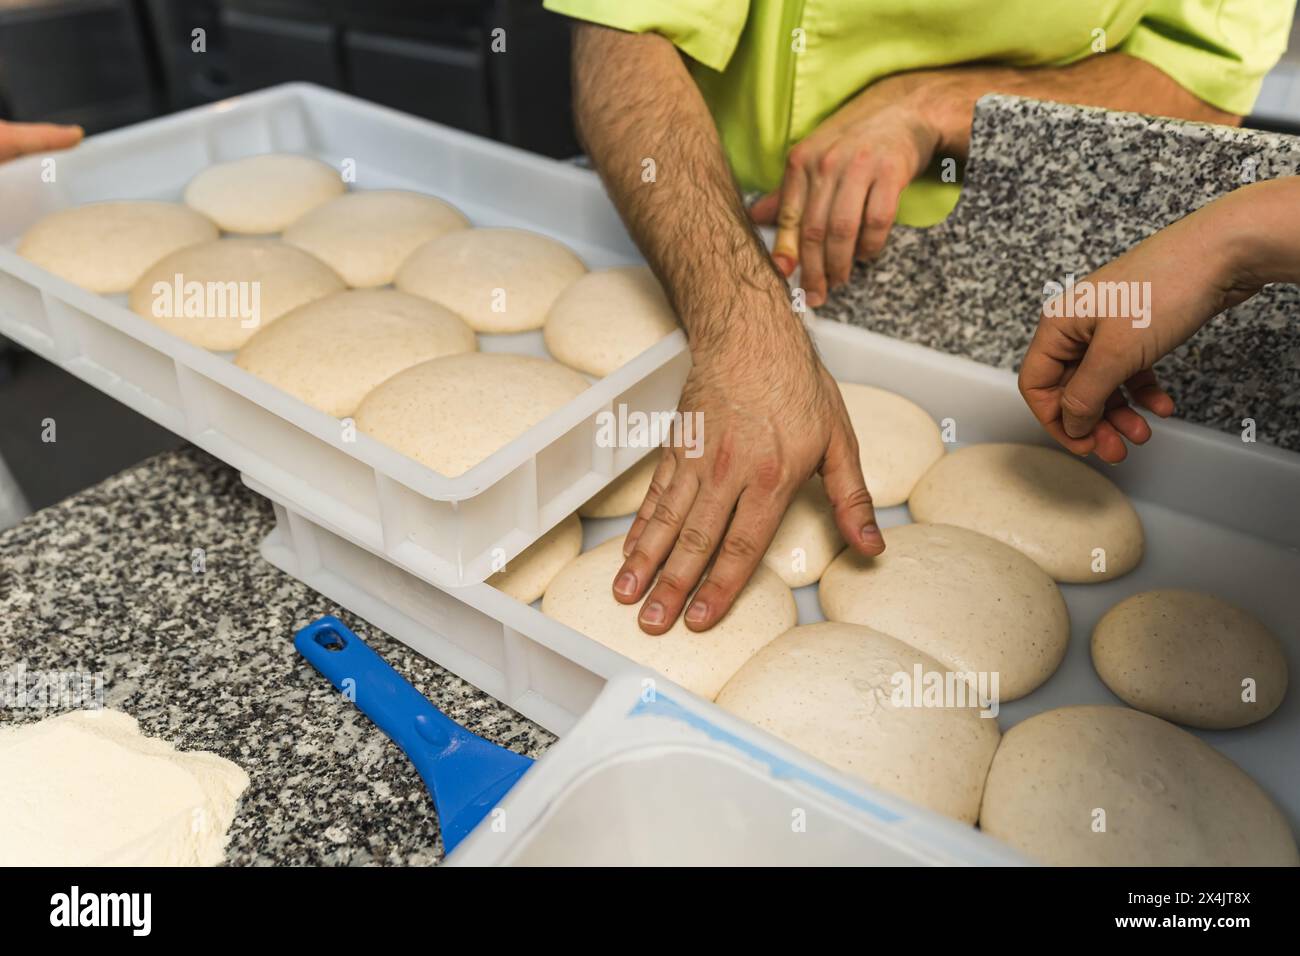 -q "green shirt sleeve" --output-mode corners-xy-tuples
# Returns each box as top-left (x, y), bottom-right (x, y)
(542, 0), (750, 73)
(1119, 0), (1294, 115)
